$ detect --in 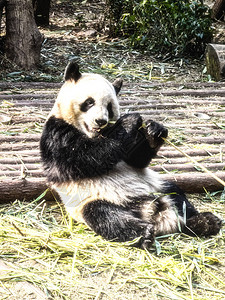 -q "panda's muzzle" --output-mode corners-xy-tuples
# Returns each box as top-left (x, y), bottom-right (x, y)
(84, 119), (108, 134)
(95, 119), (108, 127)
